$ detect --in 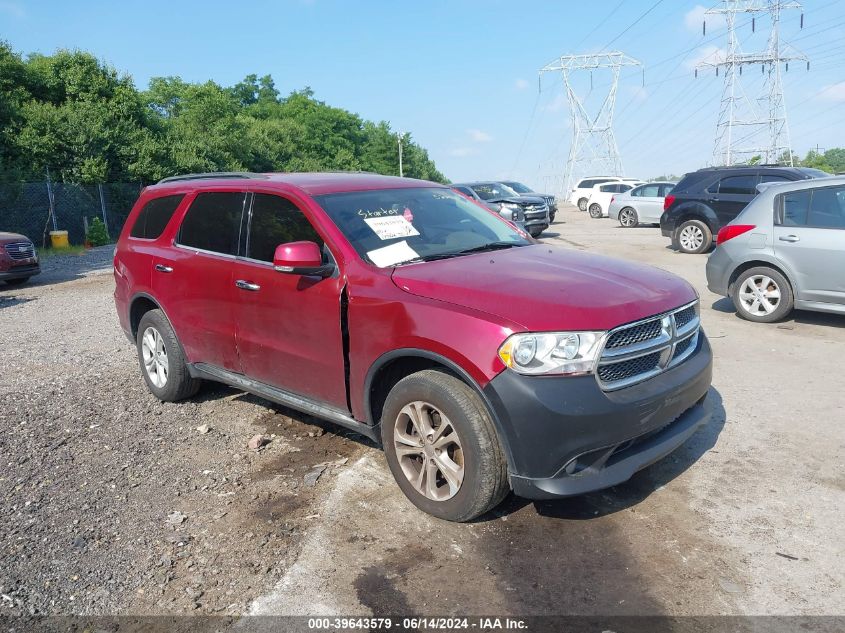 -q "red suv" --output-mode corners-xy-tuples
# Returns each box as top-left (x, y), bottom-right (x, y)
(114, 172), (713, 521)
(0, 232), (40, 286)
